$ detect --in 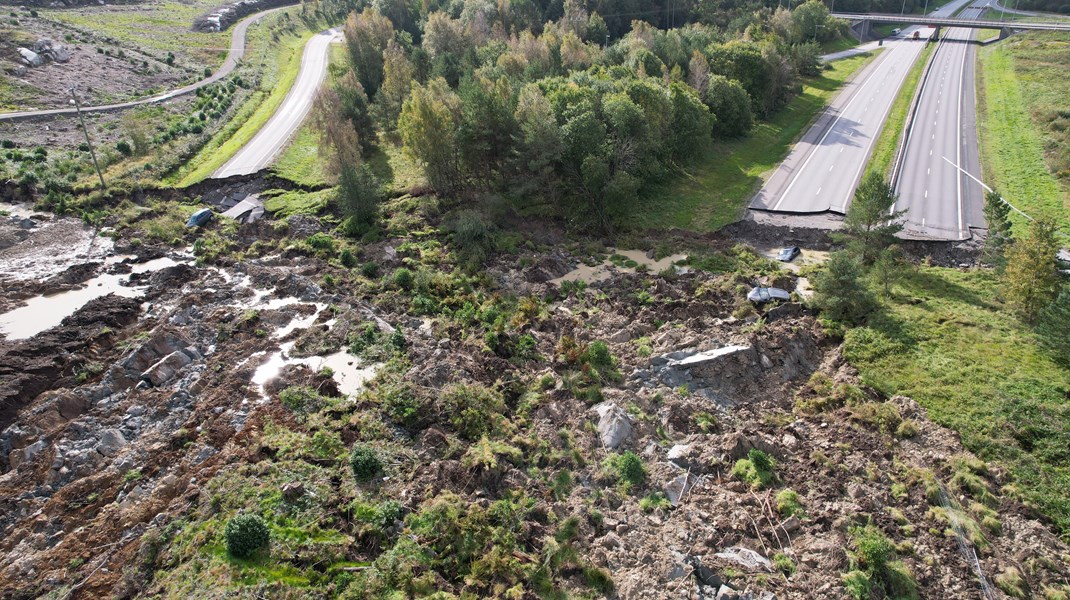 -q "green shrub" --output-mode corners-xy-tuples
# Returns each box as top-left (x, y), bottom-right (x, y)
(278, 386), (329, 415)
(224, 513), (270, 558)
(773, 552), (795, 576)
(603, 451), (646, 490)
(441, 382), (505, 440)
(776, 488), (805, 518)
(392, 267), (414, 290)
(350, 444), (383, 482)
(361, 261), (380, 278)
(731, 449), (776, 489)
(639, 492), (671, 512)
